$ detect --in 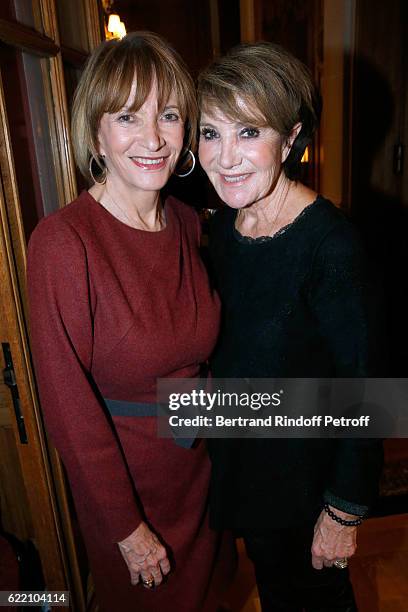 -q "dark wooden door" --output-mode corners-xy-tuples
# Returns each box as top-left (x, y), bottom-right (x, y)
(350, 0), (408, 375)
